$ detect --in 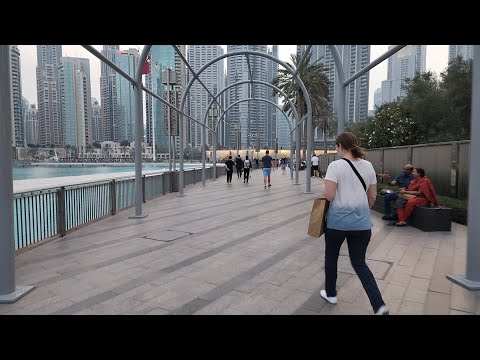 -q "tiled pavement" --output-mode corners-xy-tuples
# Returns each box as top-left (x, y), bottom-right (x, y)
(1, 168), (479, 315)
